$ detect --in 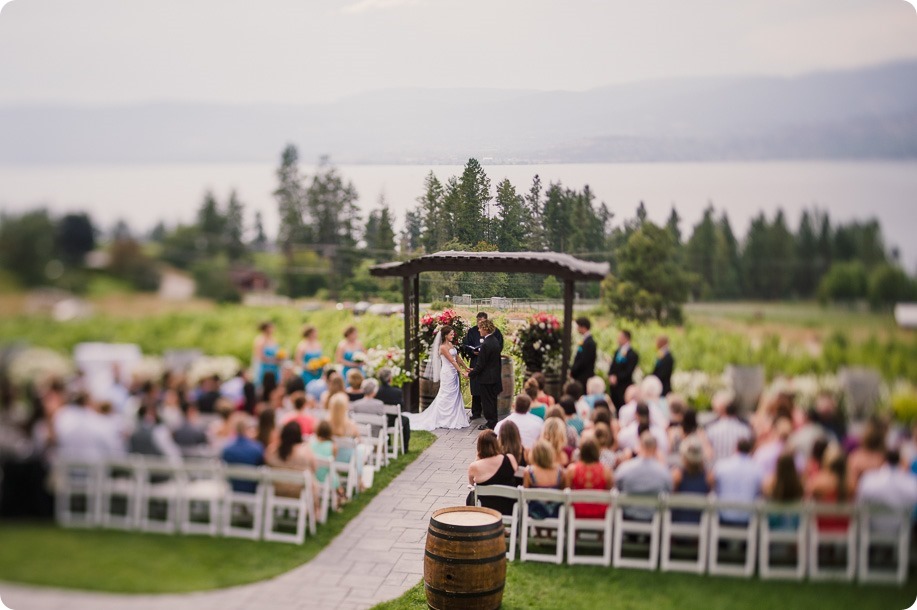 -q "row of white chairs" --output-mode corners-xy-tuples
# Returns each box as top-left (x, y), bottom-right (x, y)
(473, 486), (913, 585)
(53, 441), (380, 544)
